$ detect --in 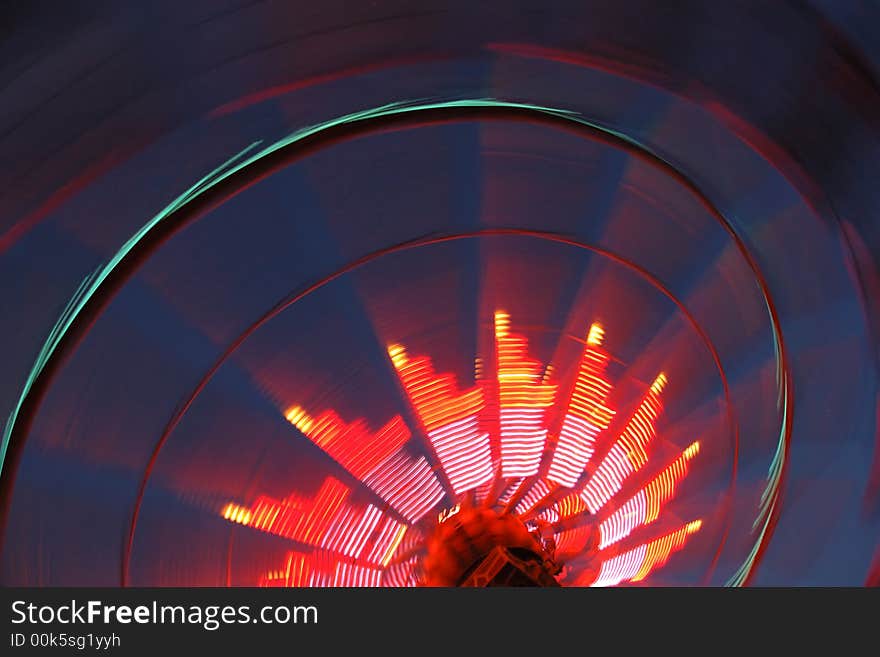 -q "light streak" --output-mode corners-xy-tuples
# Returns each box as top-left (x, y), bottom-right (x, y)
(579, 373), (667, 512)
(495, 311), (557, 477)
(547, 324), (615, 487)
